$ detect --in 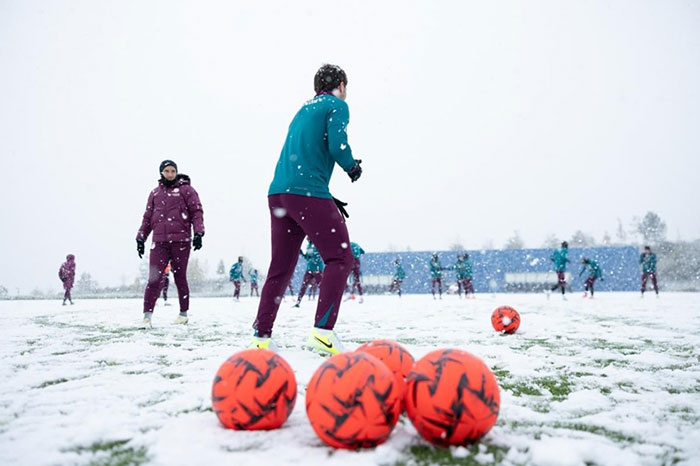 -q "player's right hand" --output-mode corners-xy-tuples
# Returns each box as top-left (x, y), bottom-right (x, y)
(136, 240), (145, 259)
